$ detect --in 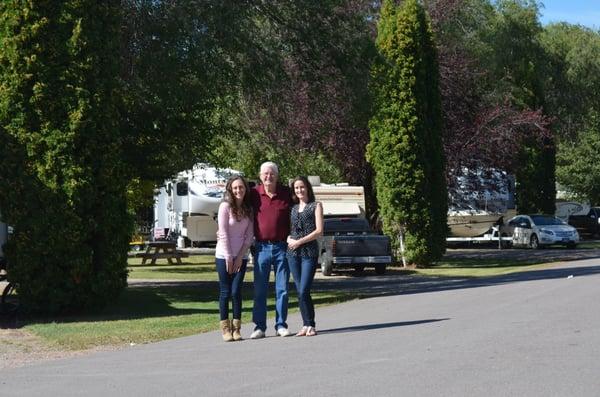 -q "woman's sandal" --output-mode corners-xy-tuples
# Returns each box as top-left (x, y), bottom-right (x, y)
(296, 326), (308, 337)
(306, 326), (317, 337)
